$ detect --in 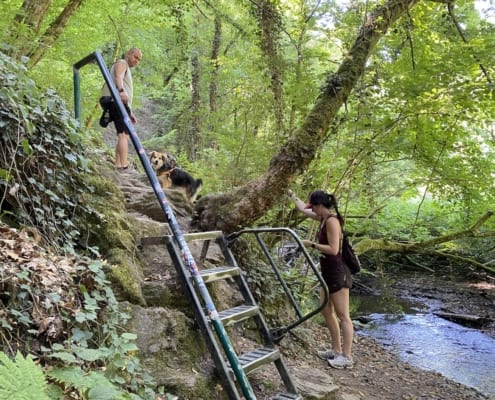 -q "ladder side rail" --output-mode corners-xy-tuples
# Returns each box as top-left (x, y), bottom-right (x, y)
(273, 357), (298, 394)
(218, 234), (301, 397)
(252, 232), (304, 319)
(215, 236), (255, 305)
(216, 235), (237, 266)
(199, 240), (210, 264)
(164, 237), (242, 400)
(226, 228), (329, 339)
(74, 51), (256, 400)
